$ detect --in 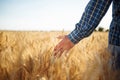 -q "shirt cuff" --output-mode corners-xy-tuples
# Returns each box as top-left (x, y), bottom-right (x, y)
(68, 30), (82, 44)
